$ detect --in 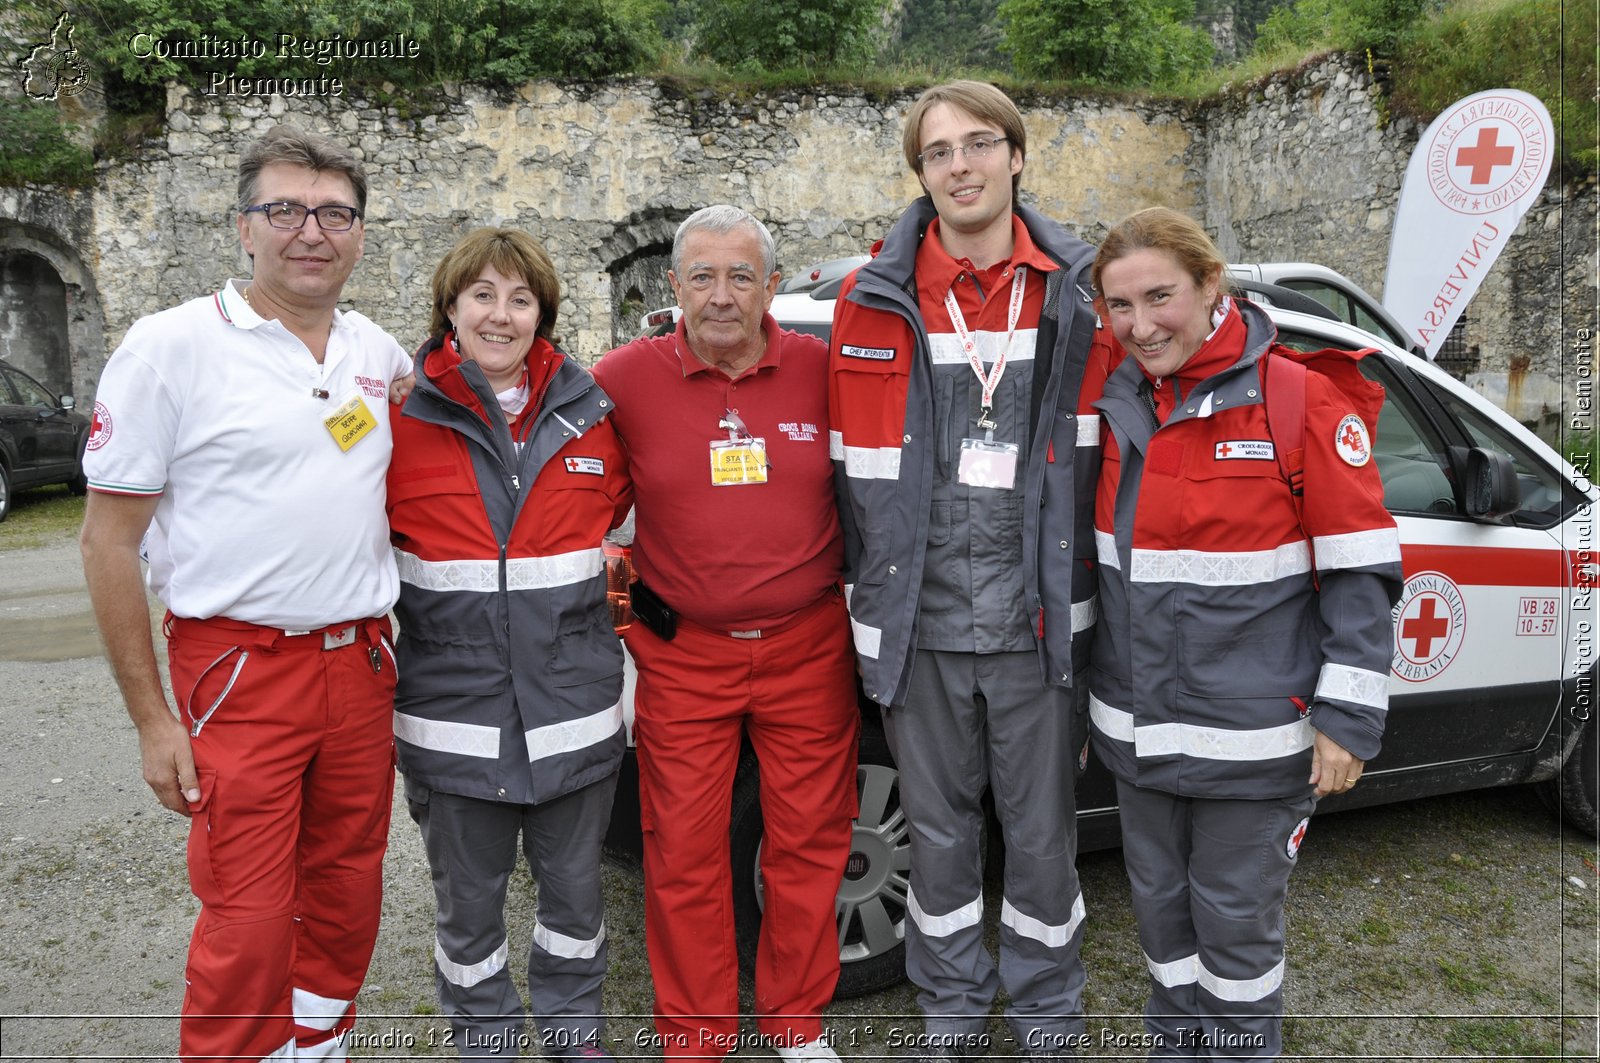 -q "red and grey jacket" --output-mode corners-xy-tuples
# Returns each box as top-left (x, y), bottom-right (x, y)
(828, 198), (1112, 707)
(387, 334), (632, 805)
(1089, 298), (1402, 800)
